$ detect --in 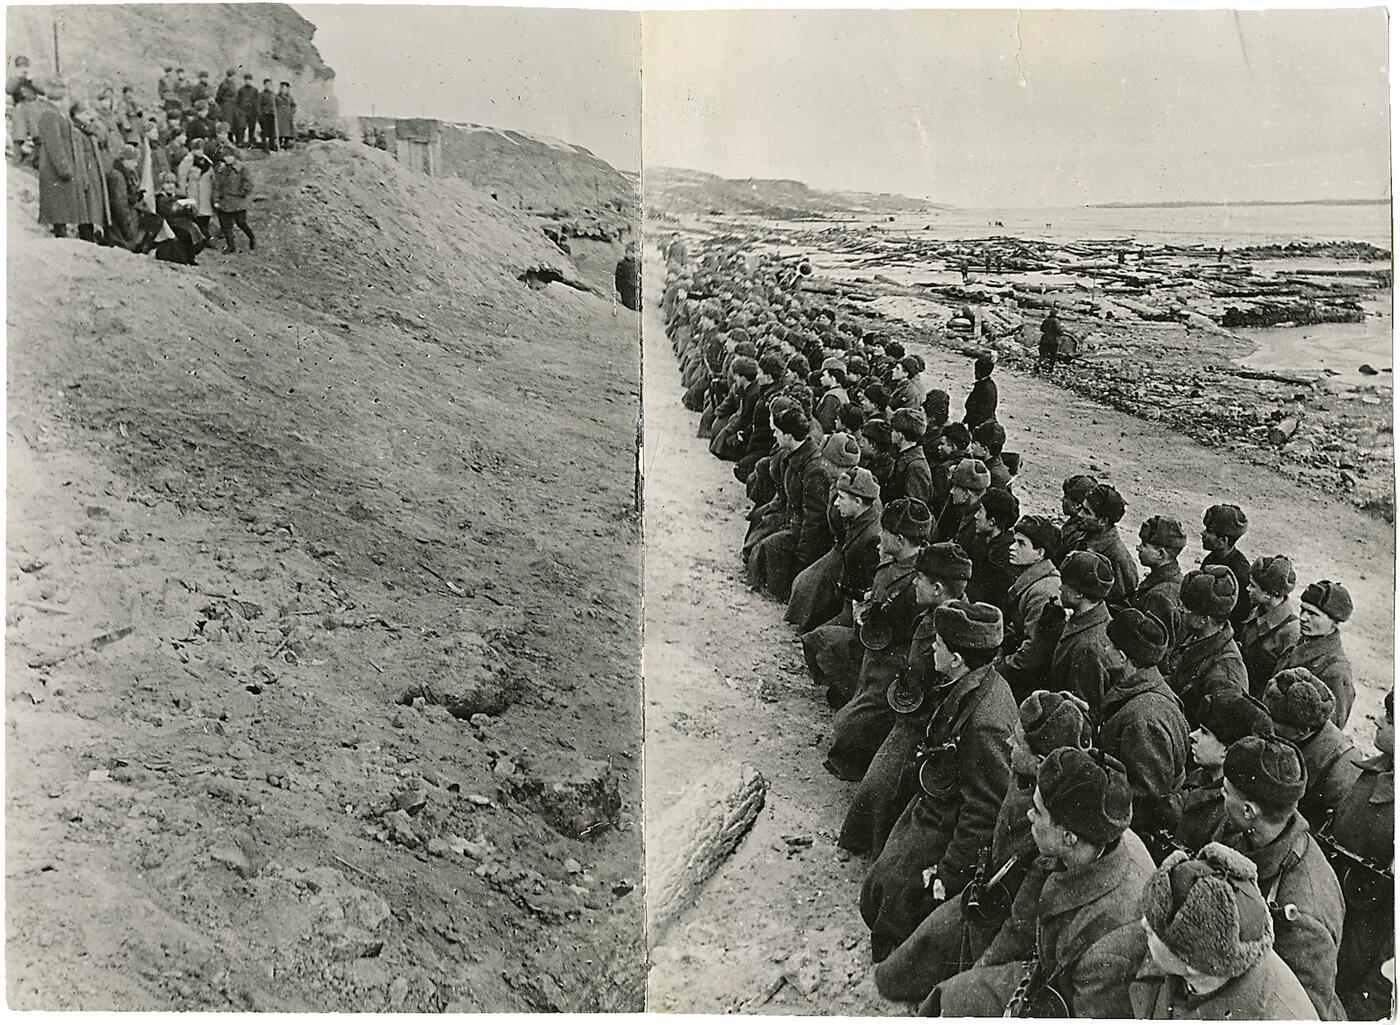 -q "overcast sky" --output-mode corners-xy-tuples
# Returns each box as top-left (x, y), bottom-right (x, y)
(643, 9), (1391, 207)
(298, 5), (640, 172)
